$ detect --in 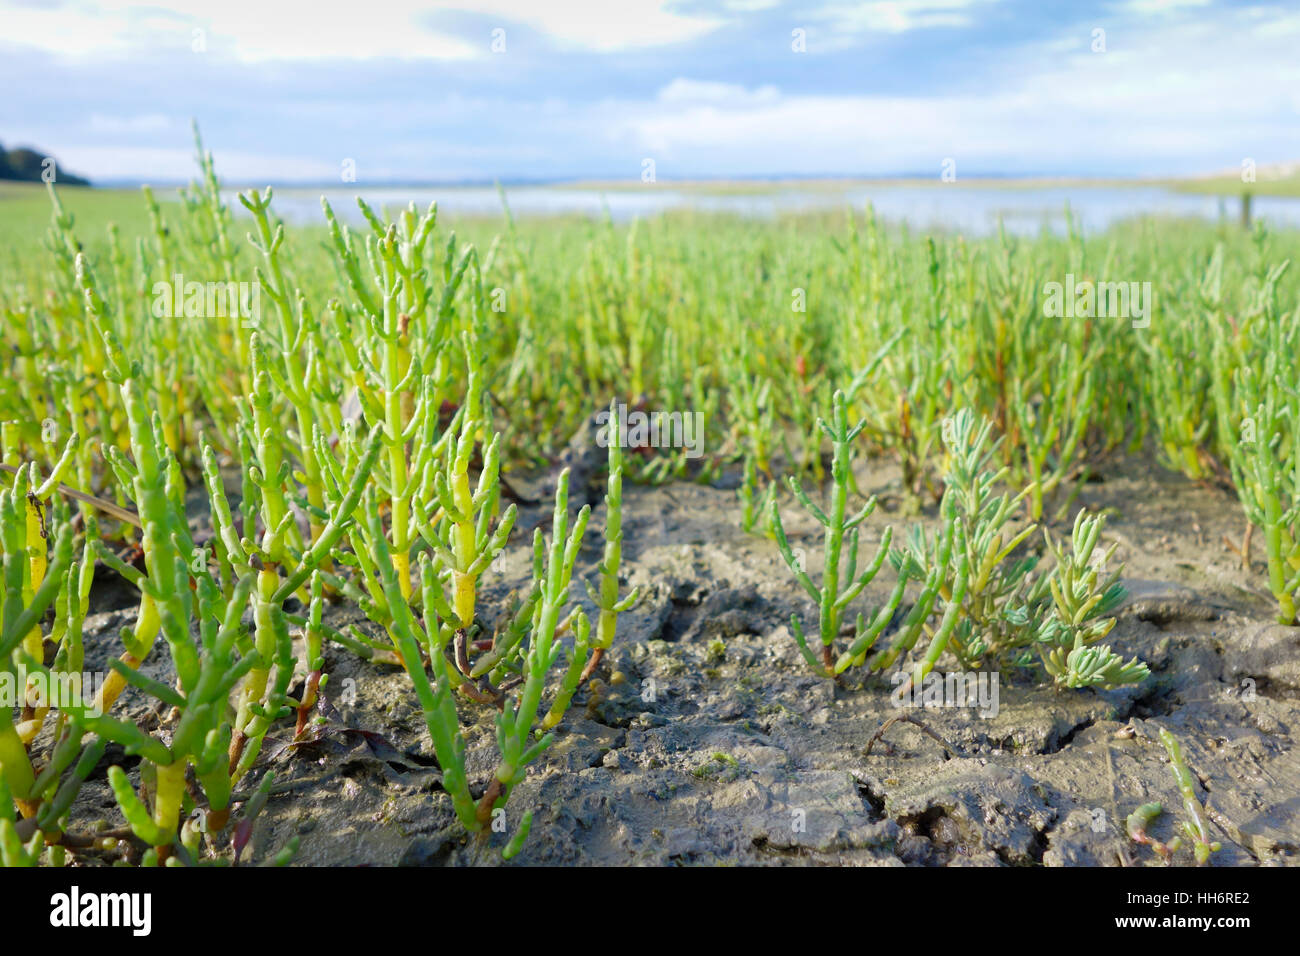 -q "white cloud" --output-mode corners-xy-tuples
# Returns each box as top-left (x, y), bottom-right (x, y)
(814, 0), (999, 34)
(88, 113), (173, 134)
(657, 79), (781, 105)
(0, 1), (480, 60)
(1, 2), (132, 57)
(5, 0), (1296, 182)
(1116, 0), (1211, 15)
(621, 6), (1300, 175)
(0, 0), (727, 60)
(428, 0), (725, 51)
